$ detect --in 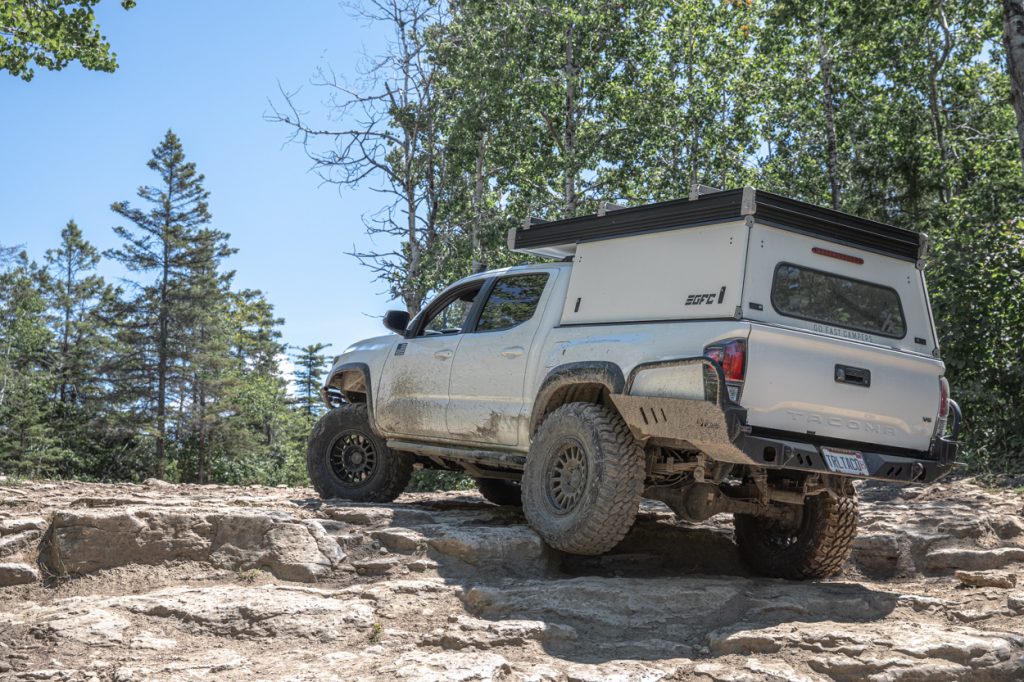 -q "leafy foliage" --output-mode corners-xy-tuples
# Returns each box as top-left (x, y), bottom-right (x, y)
(1, 0), (136, 81)
(406, 469), (475, 492)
